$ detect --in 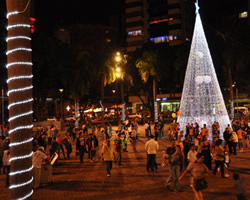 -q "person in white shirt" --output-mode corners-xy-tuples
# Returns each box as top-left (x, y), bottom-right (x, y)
(145, 135), (159, 172)
(187, 144), (197, 164)
(32, 146), (48, 189)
